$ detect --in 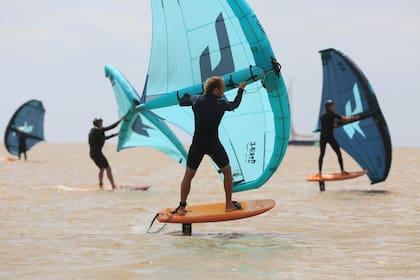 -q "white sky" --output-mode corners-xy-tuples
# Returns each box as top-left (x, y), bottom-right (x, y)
(1, 0), (419, 146)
